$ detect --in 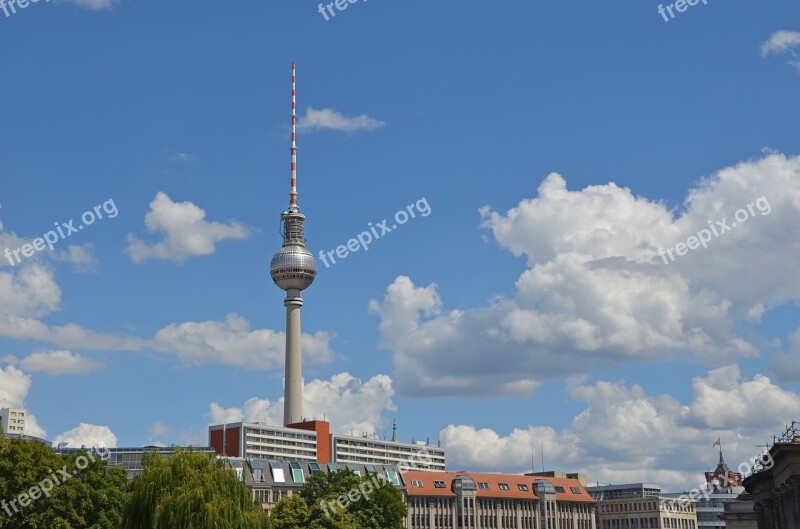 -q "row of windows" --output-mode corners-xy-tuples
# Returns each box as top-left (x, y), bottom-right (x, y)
(601, 502), (660, 513)
(410, 480), (583, 496)
(601, 518), (696, 529)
